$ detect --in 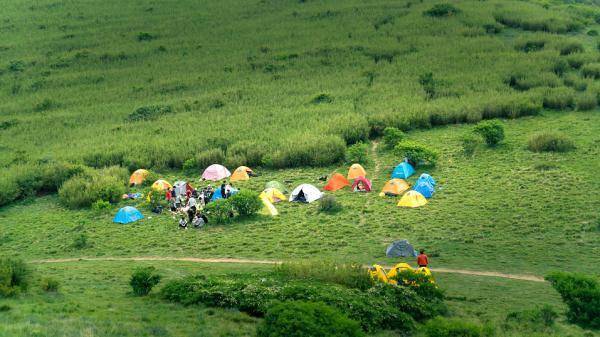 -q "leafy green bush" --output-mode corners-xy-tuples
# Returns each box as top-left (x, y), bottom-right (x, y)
(71, 233), (89, 250)
(276, 262), (372, 291)
(41, 278), (60, 292)
(318, 195), (342, 214)
(58, 167), (127, 208)
(389, 270), (444, 301)
(424, 4), (461, 17)
(257, 301), (364, 337)
(204, 199), (234, 224)
(229, 190), (262, 216)
(546, 272), (600, 329)
(461, 133), (479, 157)
(581, 63), (600, 79)
(542, 87), (575, 110)
(473, 120), (504, 146)
(576, 93), (598, 111)
(527, 132), (575, 153)
(394, 140), (438, 167)
(91, 200), (111, 211)
(345, 142), (369, 165)
(382, 127), (405, 150)
(130, 267), (161, 296)
(0, 257), (29, 297)
(127, 105), (173, 121)
(505, 305), (557, 331)
(424, 317), (493, 337)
